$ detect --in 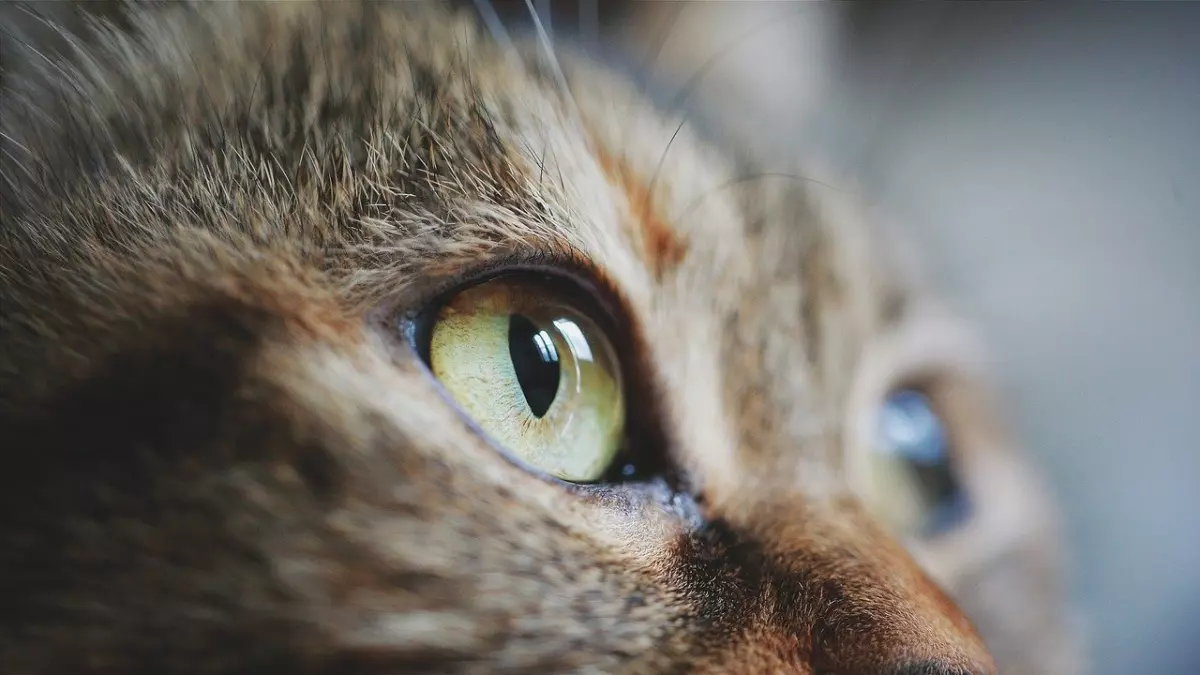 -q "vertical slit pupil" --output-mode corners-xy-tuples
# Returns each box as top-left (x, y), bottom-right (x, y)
(508, 314), (561, 418)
